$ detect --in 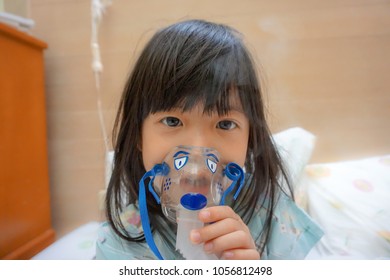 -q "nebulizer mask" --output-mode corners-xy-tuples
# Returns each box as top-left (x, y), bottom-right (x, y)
(139, 145), (245, 260)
